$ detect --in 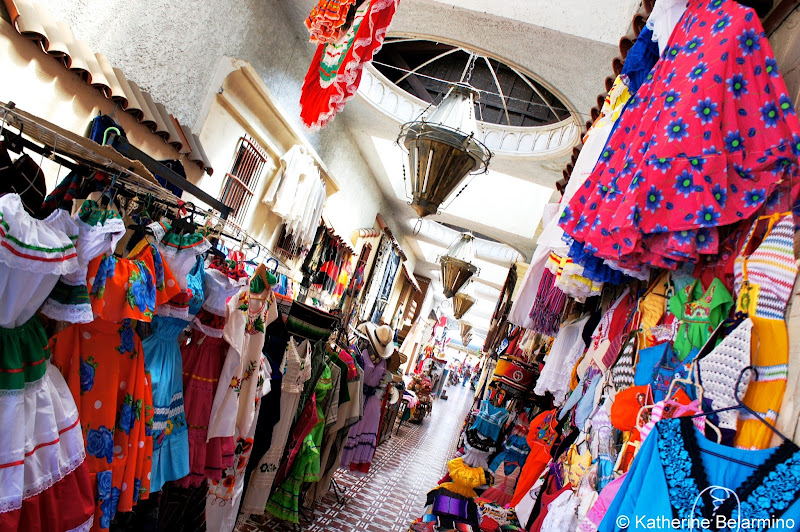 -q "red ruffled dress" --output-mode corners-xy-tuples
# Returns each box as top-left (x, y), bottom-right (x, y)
(559, 0), (800, 272)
